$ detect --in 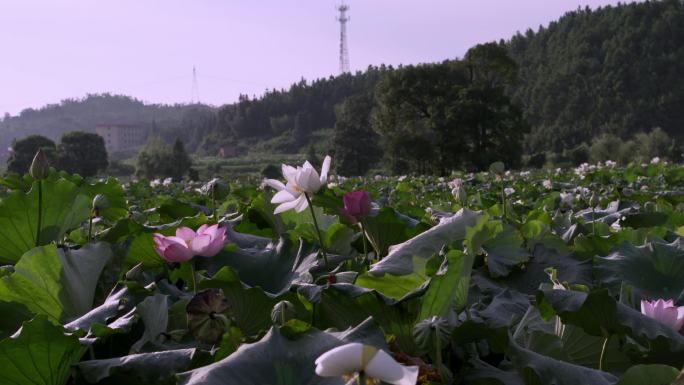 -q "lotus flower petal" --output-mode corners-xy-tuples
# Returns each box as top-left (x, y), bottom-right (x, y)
(641, 299), (684, 331)
(315, 342), (418, 385)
